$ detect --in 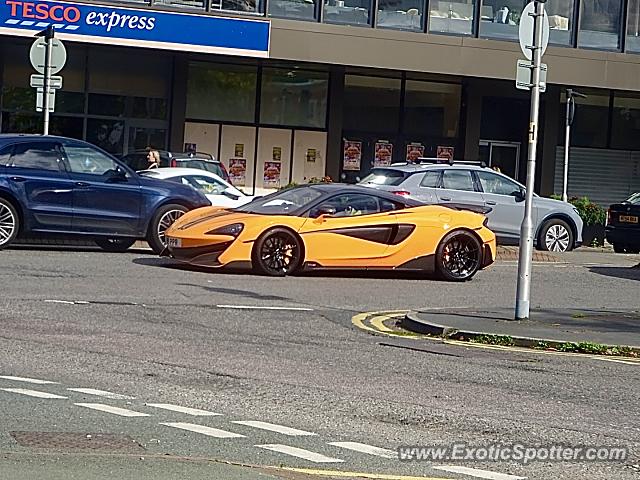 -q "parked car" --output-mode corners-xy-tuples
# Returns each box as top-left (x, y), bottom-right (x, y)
(0, 135), (211, 254)
(359, 160), (583, 252)
(138, 167), (253, 208)
(120, 150), (231, 183)
(606, 192), (640, 253)
(164, 184), (496, 281)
